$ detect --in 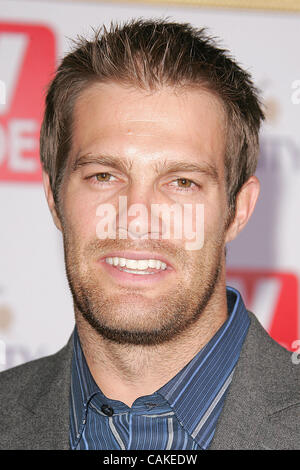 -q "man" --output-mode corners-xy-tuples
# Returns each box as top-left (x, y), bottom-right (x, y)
(0, 19), (299, 450)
